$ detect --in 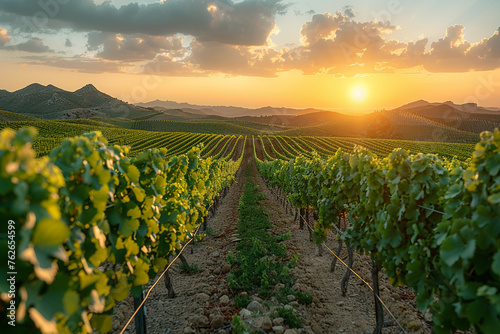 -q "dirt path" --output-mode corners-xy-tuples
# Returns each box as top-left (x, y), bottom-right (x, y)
(112, 139), (430, 334)
(251, 167), (430, 334)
